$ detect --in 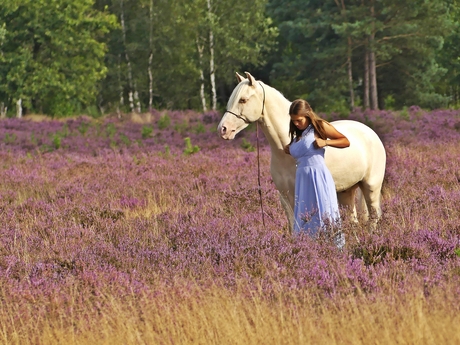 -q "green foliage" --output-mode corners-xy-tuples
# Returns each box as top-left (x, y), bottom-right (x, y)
(59, 124), (69, 138)
(198, 0), (278, 86)
(183, 137), (200, 155)
(94, 0), (277, 111)
(52, 133), (61, 150)
(30, 132), (37, 146)
(267, 0), (456, 110)
(434, 11), (460, 109)
(240, 138), (255, 152)
(106, 123), (116, 139)
(141, 125), (153, 139)
(399, 107), (410, 121)
(193, 123), (206, 134)
(82, 105), (101, 118)
(78, 122), (90, 136)
(95, 0), (203, 110)
(174, 120), (189, 134)
(0, 23), (6, 43)
(164, 145), (170, 156)
(119, 133), (131, 146)
(0, 0), (117, 116)
(157, 114), (171, 130)
(3, 133), (16, 144)
(49, 125), (69, 149)
(49, 96), (79, 118)
(384, 95), (396, 111)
